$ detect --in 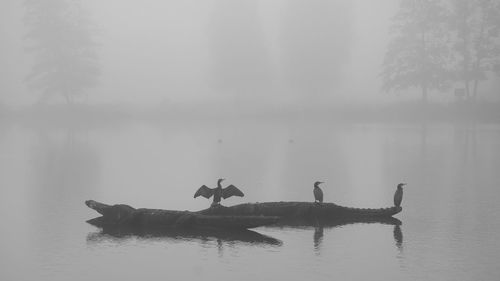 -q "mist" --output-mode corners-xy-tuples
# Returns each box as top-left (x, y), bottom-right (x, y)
(2, 0), (499, 116)
(0, 0), (428, 110)
(2, 2), (500, 281)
